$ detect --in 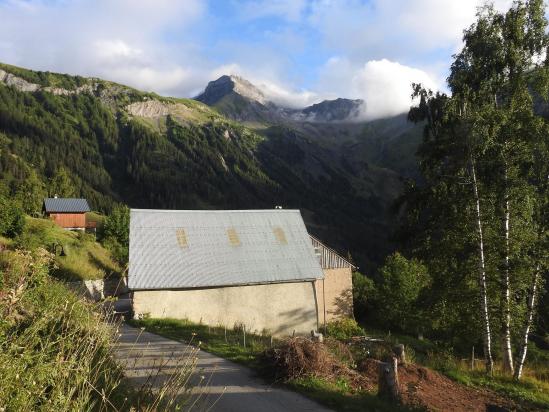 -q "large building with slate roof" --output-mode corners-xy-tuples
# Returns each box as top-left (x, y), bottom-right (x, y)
(129, 208), (354, 336)
(43, 197), (90, 229)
